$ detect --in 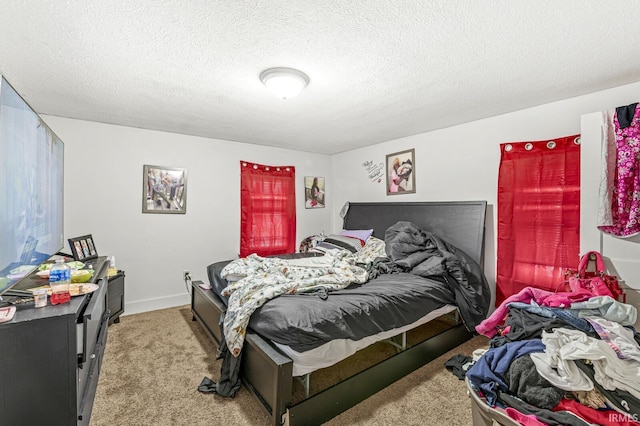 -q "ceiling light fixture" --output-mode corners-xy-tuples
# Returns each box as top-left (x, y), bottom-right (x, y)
(260, 67), (309, 100)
